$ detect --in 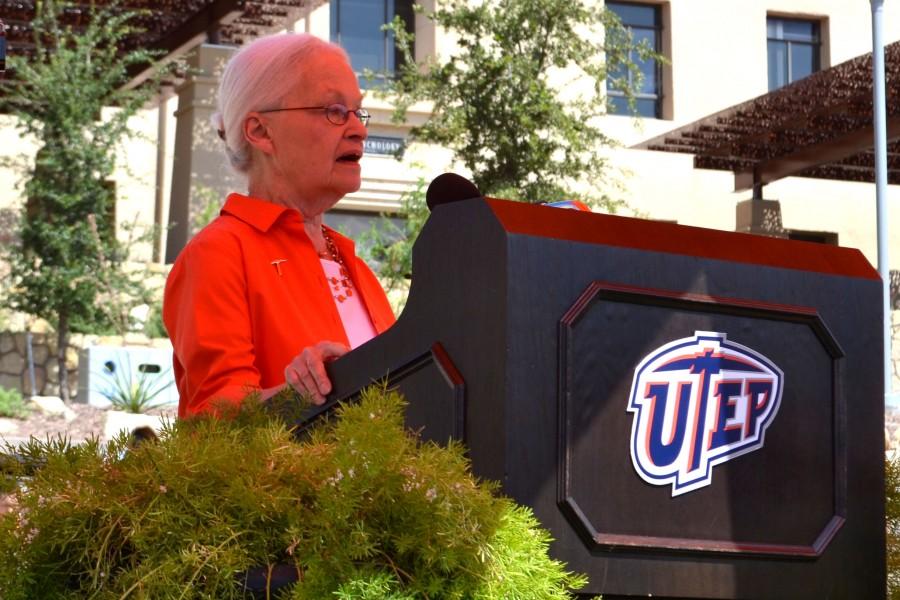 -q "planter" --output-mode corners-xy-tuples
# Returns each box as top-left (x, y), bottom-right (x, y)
(78, 346), (177, 408)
